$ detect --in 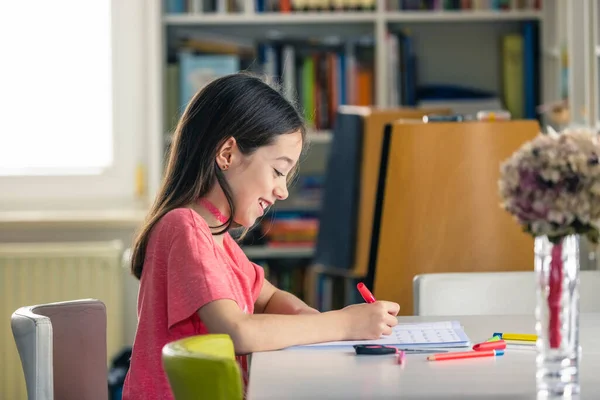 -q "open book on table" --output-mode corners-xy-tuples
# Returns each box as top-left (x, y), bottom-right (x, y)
(287, 321), (471, 349)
